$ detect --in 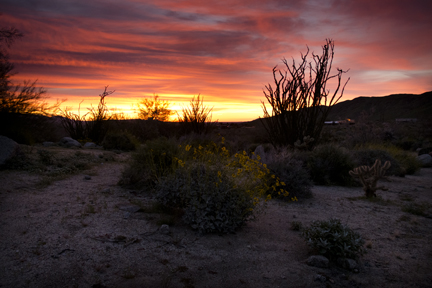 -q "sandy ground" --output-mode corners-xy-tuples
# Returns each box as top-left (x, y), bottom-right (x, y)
(0, 148), (431, 288)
